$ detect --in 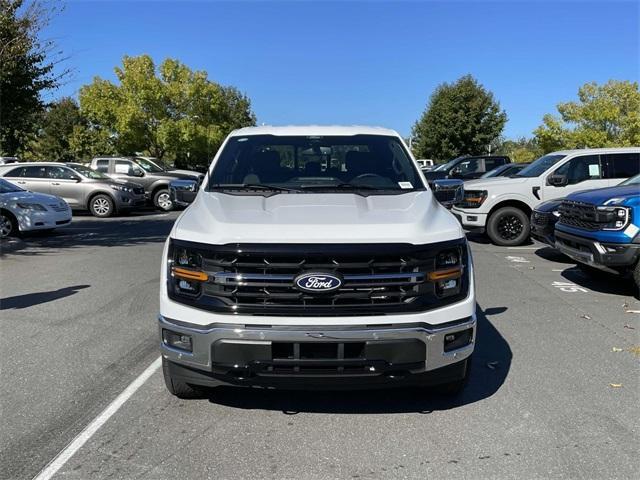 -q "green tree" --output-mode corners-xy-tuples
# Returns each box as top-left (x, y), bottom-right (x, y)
(79, 55), (256, 166)
(23, 97), (83, 161)
(0, 0), (67, 155)
(498, 137), (542, 164)
(411, 75), (507, 161)
(534, 80), (640, 153)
